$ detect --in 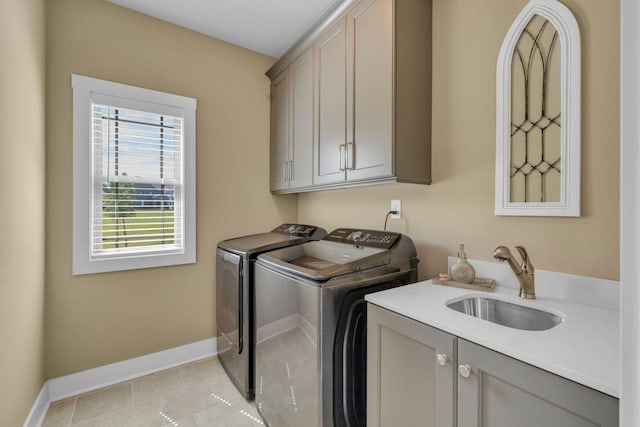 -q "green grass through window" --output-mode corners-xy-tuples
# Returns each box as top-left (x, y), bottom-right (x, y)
(101, 209), (175, 249)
